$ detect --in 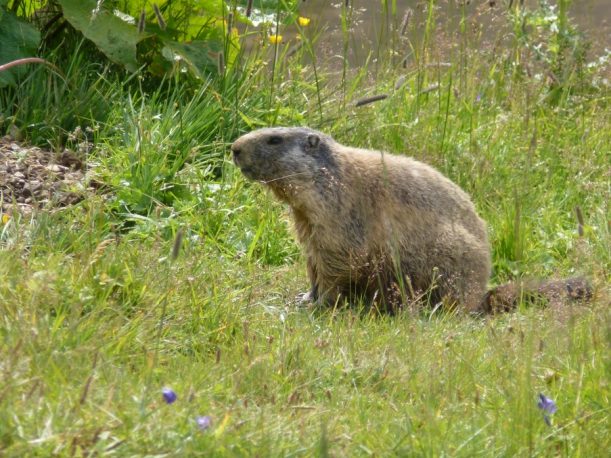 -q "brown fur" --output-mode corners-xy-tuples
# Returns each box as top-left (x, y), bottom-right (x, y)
(482, 277), (592, 314)
(231, 127), (589, 313)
